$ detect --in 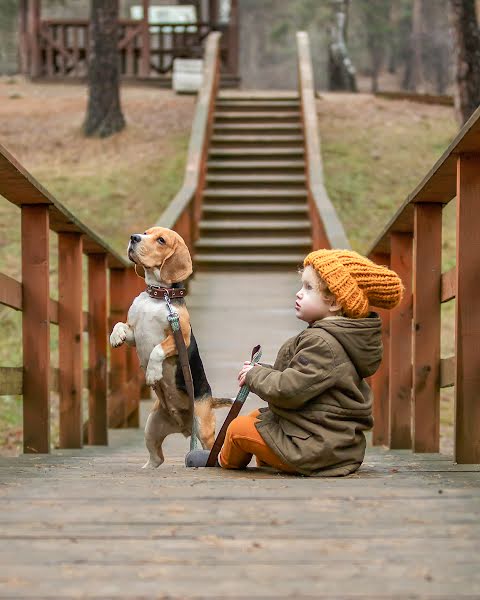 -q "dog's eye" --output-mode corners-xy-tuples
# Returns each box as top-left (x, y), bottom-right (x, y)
(157, 237), (166, 244)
